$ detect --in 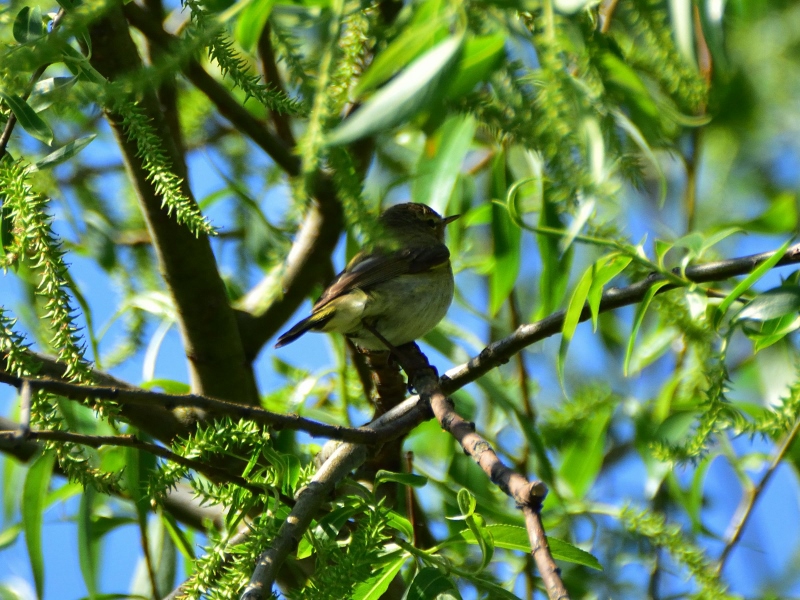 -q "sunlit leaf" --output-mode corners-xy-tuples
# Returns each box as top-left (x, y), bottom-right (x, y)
(0, 92), (54, 146)
(413, 114), (475, 215)
(22, 452), (54, 599)
(13, 6), (43, 43)
(403, 567), (461, 600)
(29, 135), (96, 171)
(624, 280), (670, 376)
(445, 34), (506, 99)
(327, 35), (464, 146)
(713, 239), (792, 328)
